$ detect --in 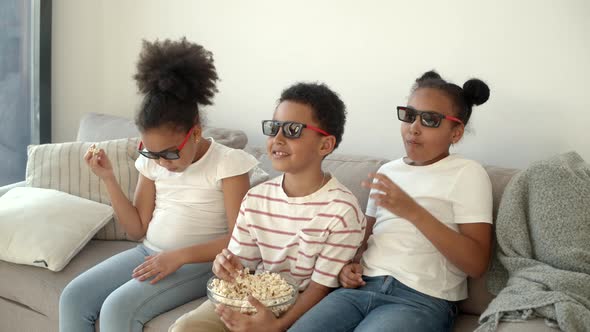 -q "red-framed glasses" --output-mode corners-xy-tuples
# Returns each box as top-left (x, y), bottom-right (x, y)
(138, 127), (195, 160)
(397, 106), (463, 128)
(261, 120), (330, 139)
